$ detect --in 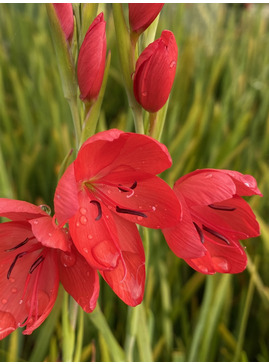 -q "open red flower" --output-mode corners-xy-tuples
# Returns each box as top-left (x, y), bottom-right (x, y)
(77, 12), (106, 103)
(128, 3), (164, 35)
(53, 3), (74, 41)
(162, 169), (262, 274)
(54, 129), (181, 306)
(0, 199), (99, 340)
(133, 30), (178, 113)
